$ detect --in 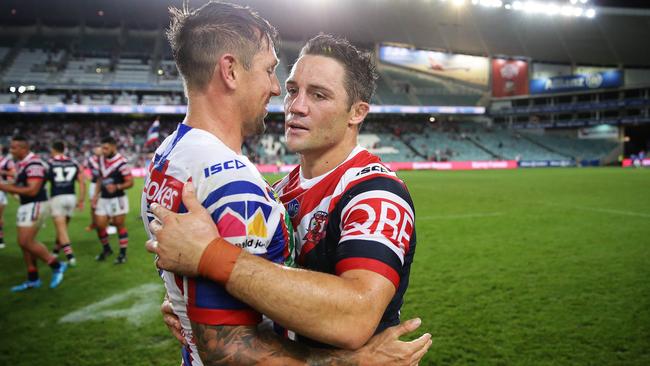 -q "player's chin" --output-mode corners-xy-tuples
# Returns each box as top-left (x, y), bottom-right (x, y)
(249, 117), (266, 136)
(284, 138), (307, 154)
